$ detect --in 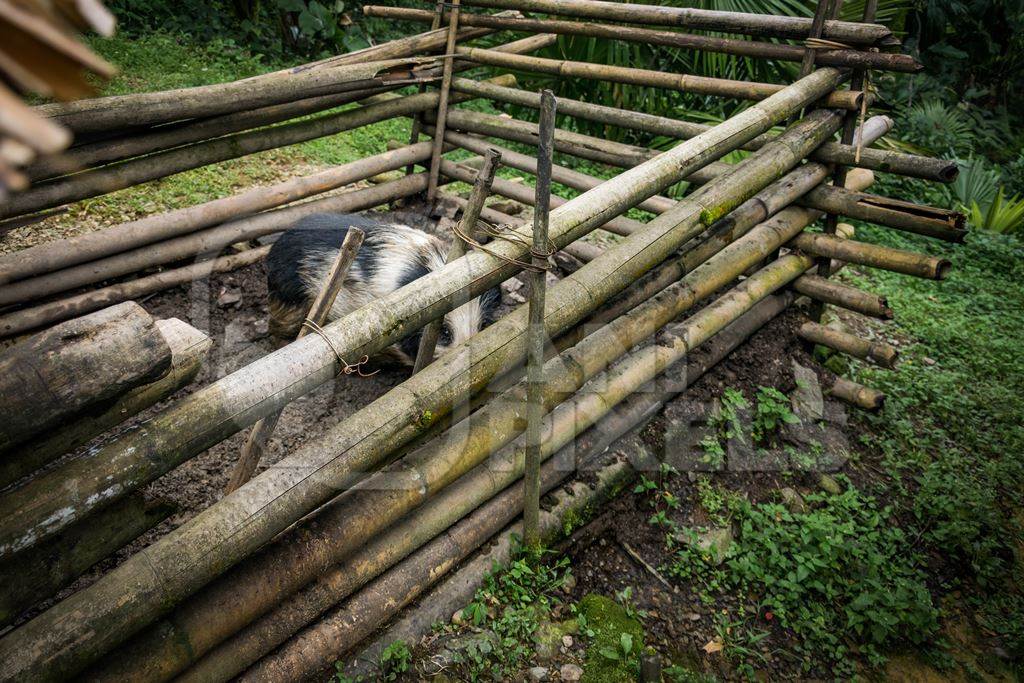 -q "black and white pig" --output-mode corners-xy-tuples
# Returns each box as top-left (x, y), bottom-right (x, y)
(266, 213), (501, 365)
